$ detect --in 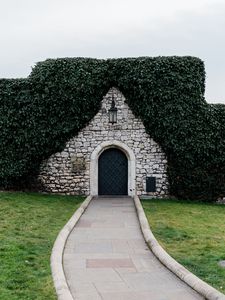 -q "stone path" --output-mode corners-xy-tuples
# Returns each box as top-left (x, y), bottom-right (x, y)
(63, 197), (203, 300)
